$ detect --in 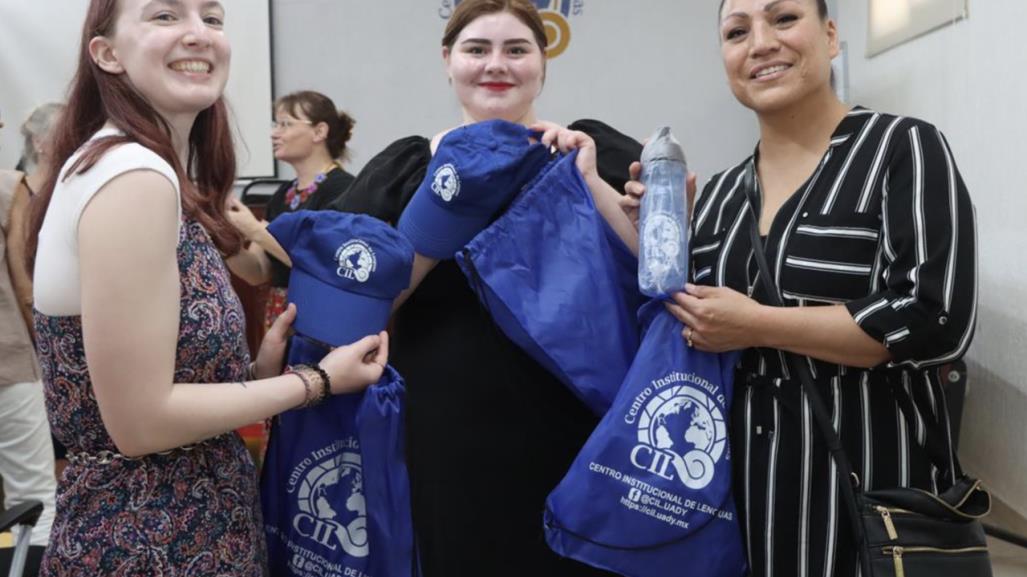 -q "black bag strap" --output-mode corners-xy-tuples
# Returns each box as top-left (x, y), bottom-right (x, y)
(740, 164), (874, 571)
(888, 381), (963, 483)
